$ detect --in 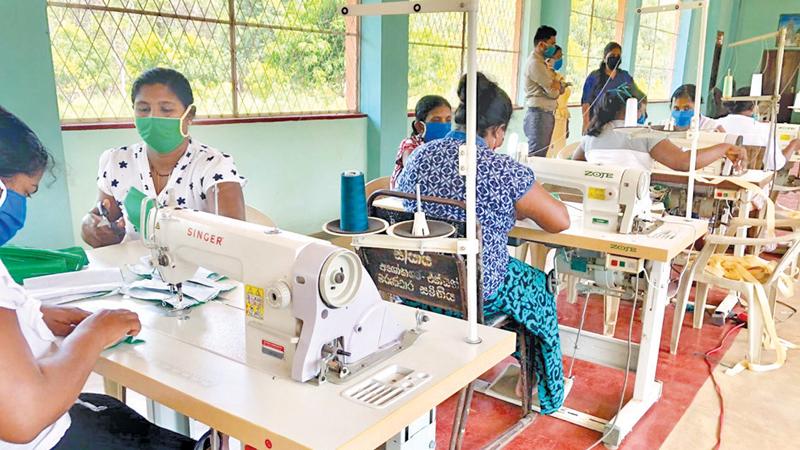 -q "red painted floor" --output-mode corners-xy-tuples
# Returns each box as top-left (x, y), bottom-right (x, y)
(432, 286), (742, 449)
